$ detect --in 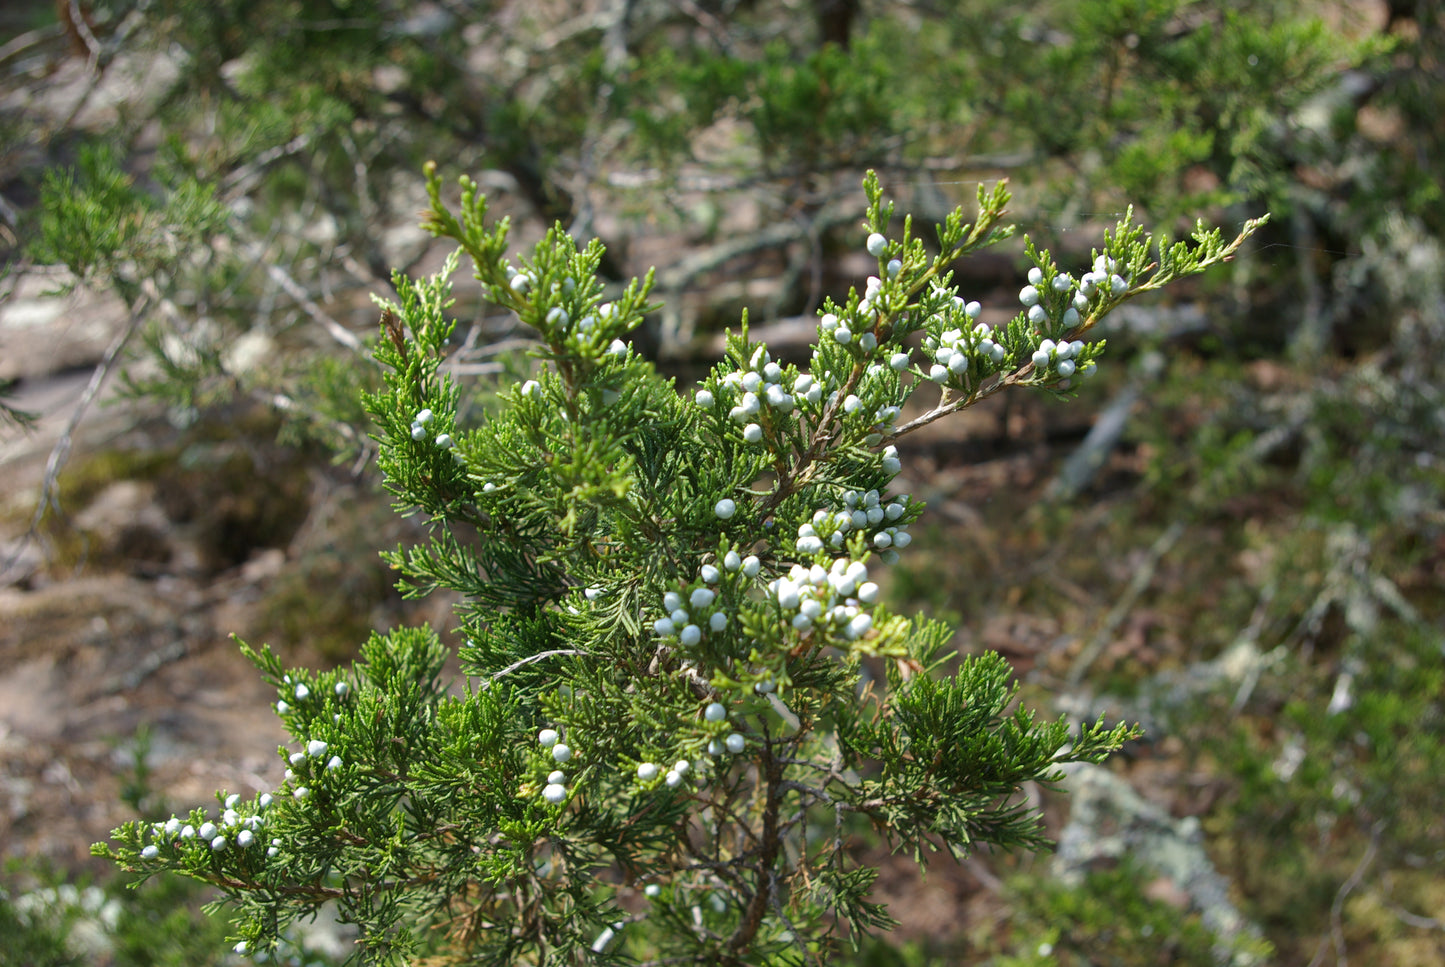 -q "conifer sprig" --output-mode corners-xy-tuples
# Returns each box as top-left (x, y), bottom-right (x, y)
(96, 169), (1263, 965)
